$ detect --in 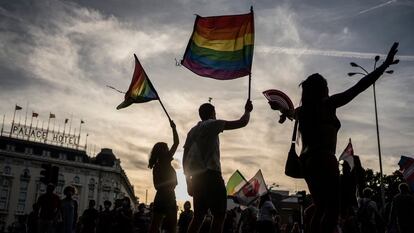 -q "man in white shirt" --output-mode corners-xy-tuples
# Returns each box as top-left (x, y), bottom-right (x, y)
(184, 100), (253, 233)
